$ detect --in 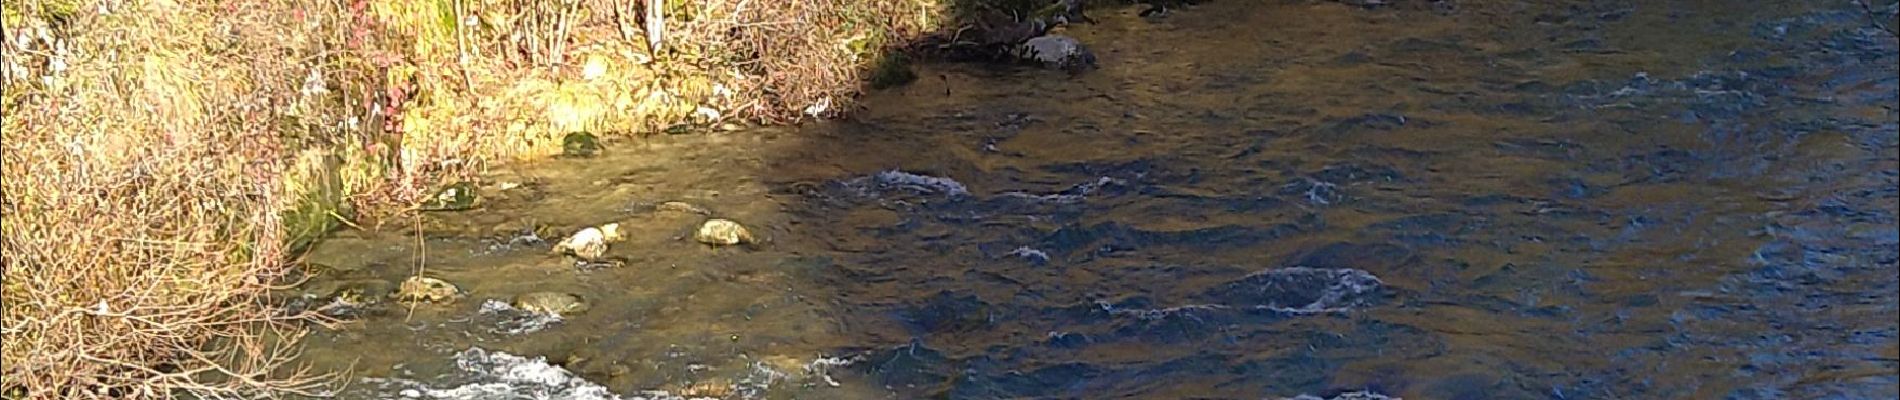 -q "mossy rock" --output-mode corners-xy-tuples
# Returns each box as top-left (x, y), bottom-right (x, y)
(420, 182), (480, 211)
(332, 280), (397, 307)
(284, 153), (351, 253)
(562, 132), (602, 157)
(512, 292), (590, 317)
(869, 53), (917, 90)
(393, 276), (461, 304)
(654, 201), (711, 215)
(663, 123), (697, 135)
(296, 278), (397, 318)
